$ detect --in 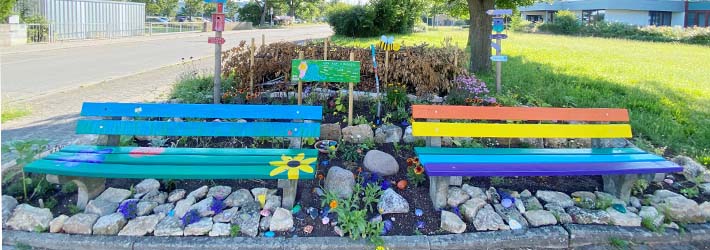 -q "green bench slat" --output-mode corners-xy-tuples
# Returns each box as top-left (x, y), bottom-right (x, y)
(60, 145), (317, 156)
(76, 120), (320, 137)
(25, 160), (316, 179)
(418, 153), (665, 164)
(81, 102), (323, 120)
(414, 147), (647, 155)
(45, 151), (317, 166)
